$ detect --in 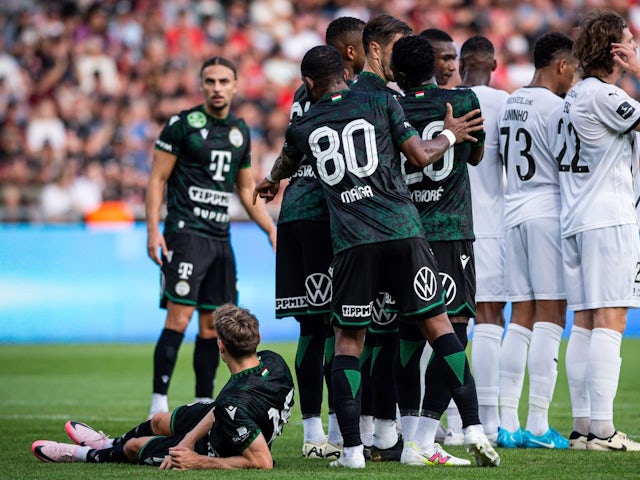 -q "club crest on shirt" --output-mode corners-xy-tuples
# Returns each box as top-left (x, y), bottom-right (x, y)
(187, 111), (207, 128)
(229, 127), (244, 147)
(616, 101), (635, 120)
